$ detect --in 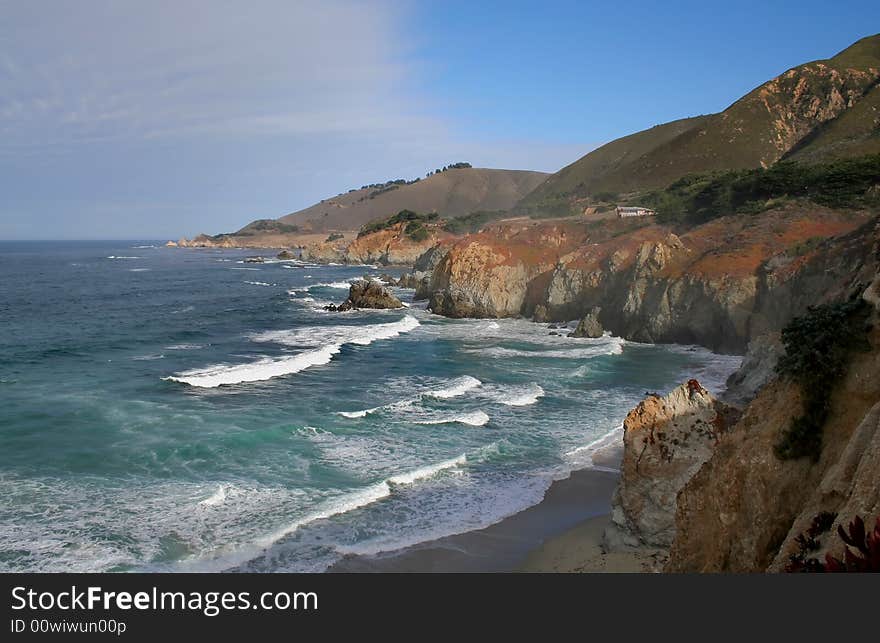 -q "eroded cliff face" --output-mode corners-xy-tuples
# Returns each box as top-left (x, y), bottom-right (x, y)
(343, 224), (442, 265)
(301, 241), (346, 263)
(427, 207), (874, 352)
(607, 380), (738, 551)
(754, 63), (879, 164)
(664, 277), (880, 572)
(426, 222), (587, 317)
